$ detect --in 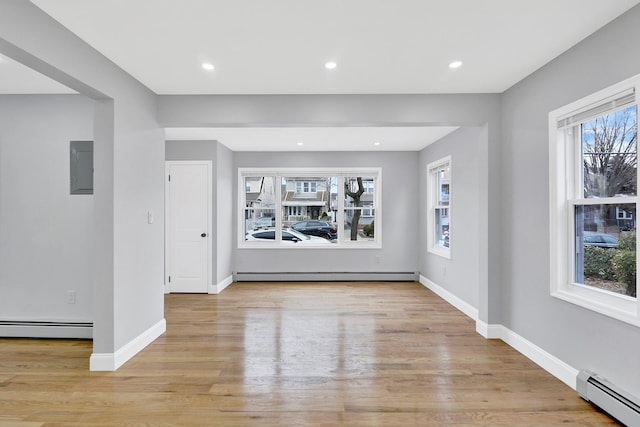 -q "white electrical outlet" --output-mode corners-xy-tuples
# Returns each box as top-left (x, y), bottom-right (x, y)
(67, 290), (76, 304)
